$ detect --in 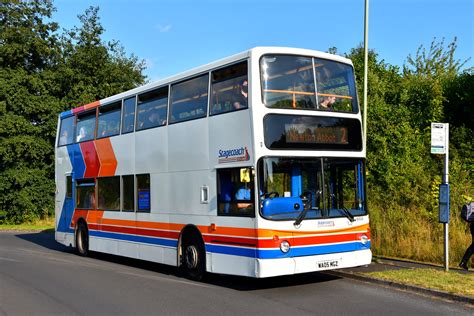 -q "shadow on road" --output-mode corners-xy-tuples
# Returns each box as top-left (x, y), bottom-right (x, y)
(14, 231), (341, 291)
(205, 271), (340, 291)
(15, 231), (74, 253)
